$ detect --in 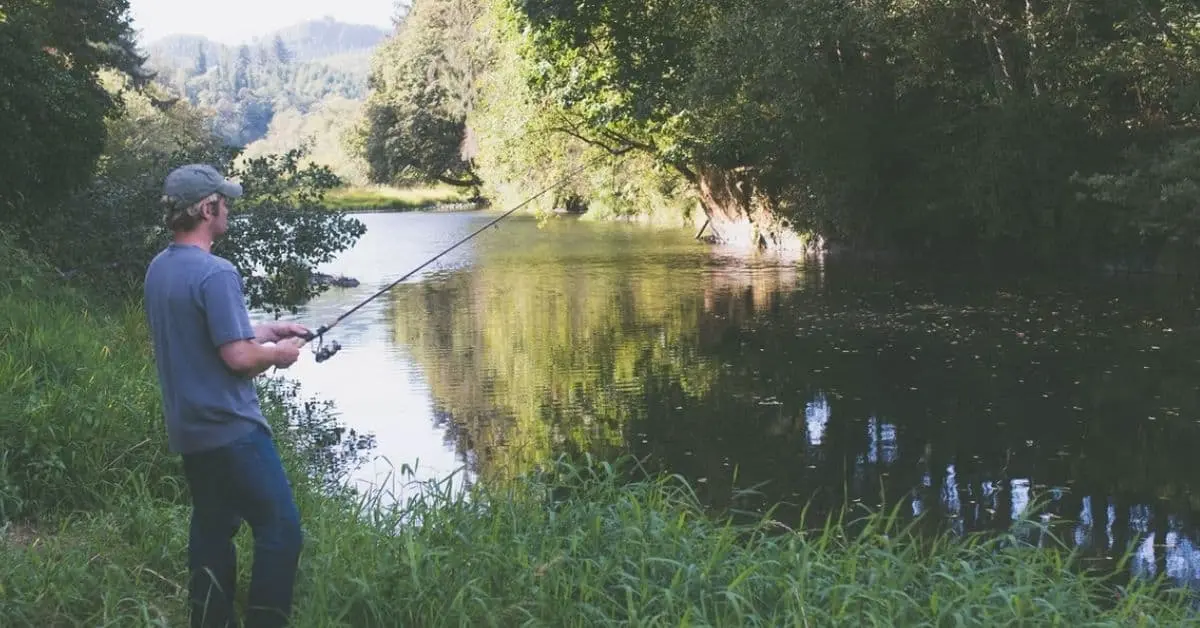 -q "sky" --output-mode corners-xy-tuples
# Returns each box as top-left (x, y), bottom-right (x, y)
(126, 0), (399, 46)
